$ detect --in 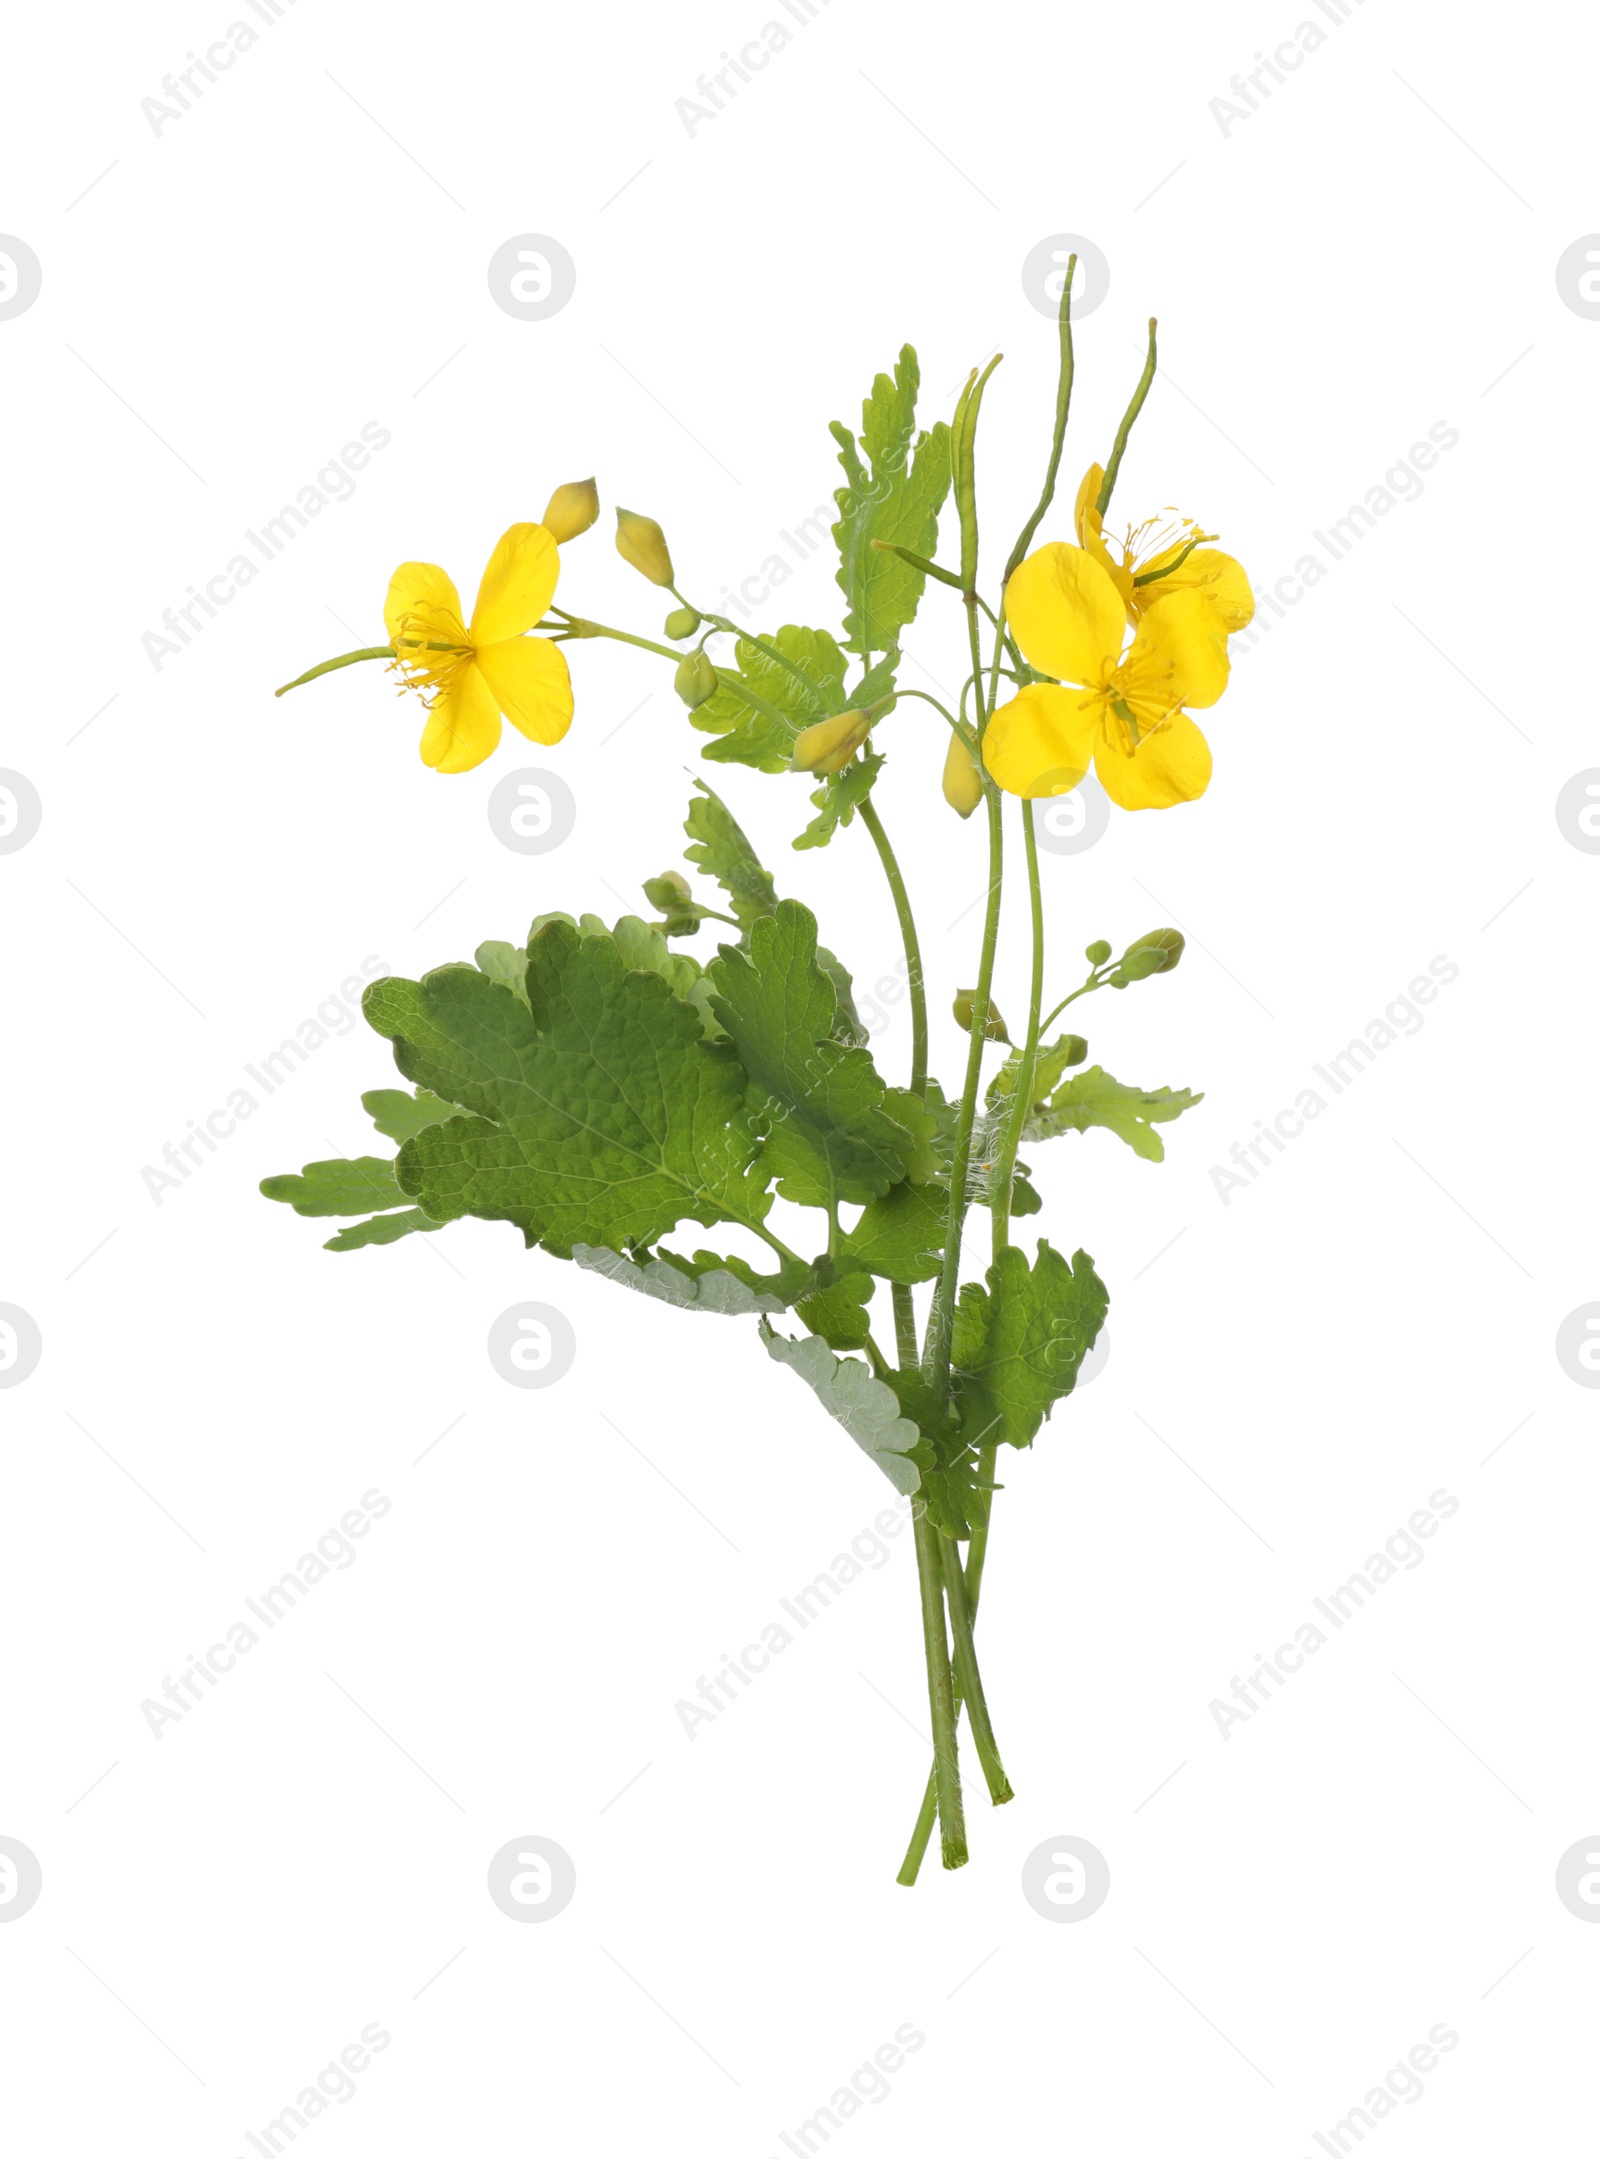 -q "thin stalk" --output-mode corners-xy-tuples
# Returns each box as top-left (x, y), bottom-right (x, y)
(988, 802), (1046, 1256)
(274, 646), (392, 698)
(858, 801), (927, 1096)
(923, 780), (1003, 1400)
(940, 1533), (1011, 1803)
(911, 1506), (967, 1869)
